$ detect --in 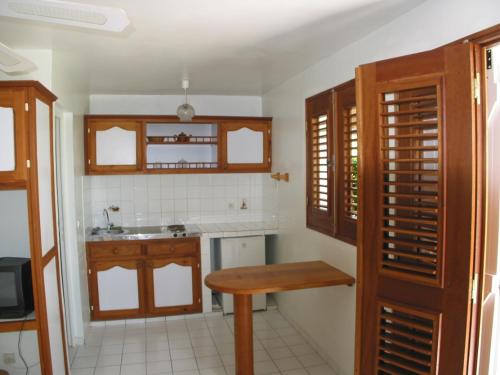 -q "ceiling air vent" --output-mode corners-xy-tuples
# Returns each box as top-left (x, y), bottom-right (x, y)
(0, 42), (36, 73)
(0, 0), (129, 32)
